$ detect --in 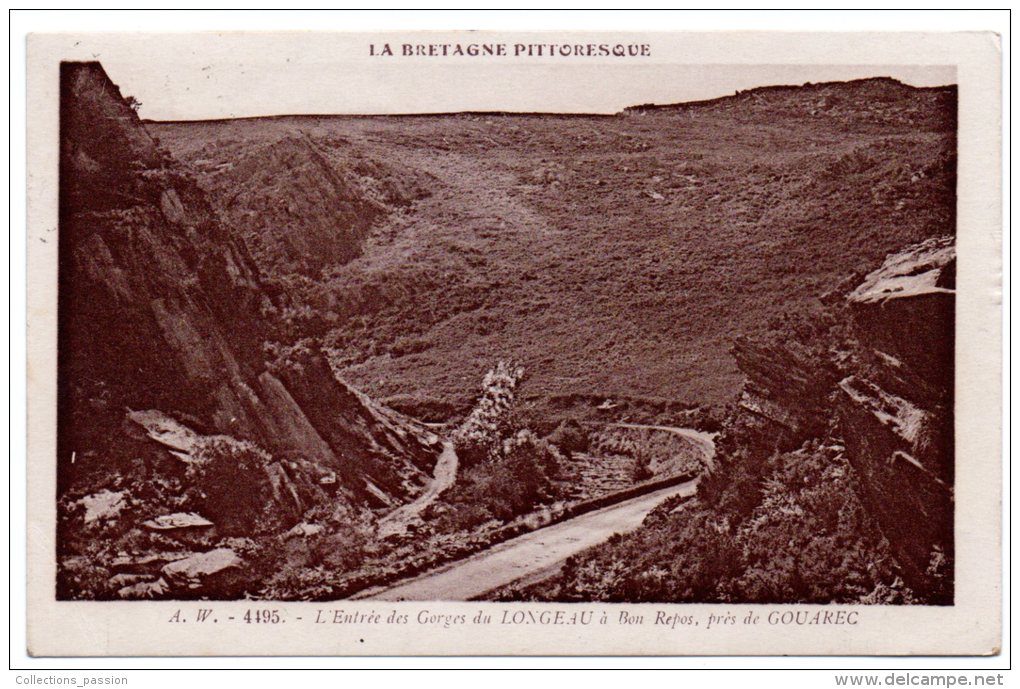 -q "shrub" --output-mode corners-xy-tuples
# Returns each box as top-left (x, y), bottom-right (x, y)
(57, 556), (112, 601)
(492, 430), (561, 516)
(547, 508), (743, 603)
(434, 429), (563, 532)
(306, 525), (371, 571)
(631, 449), (653, 482)
(728, 448), (903, 603)
(429, 502), (497, 533)
(547, 419), (590, 457)
(187, 438), (282, 536)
